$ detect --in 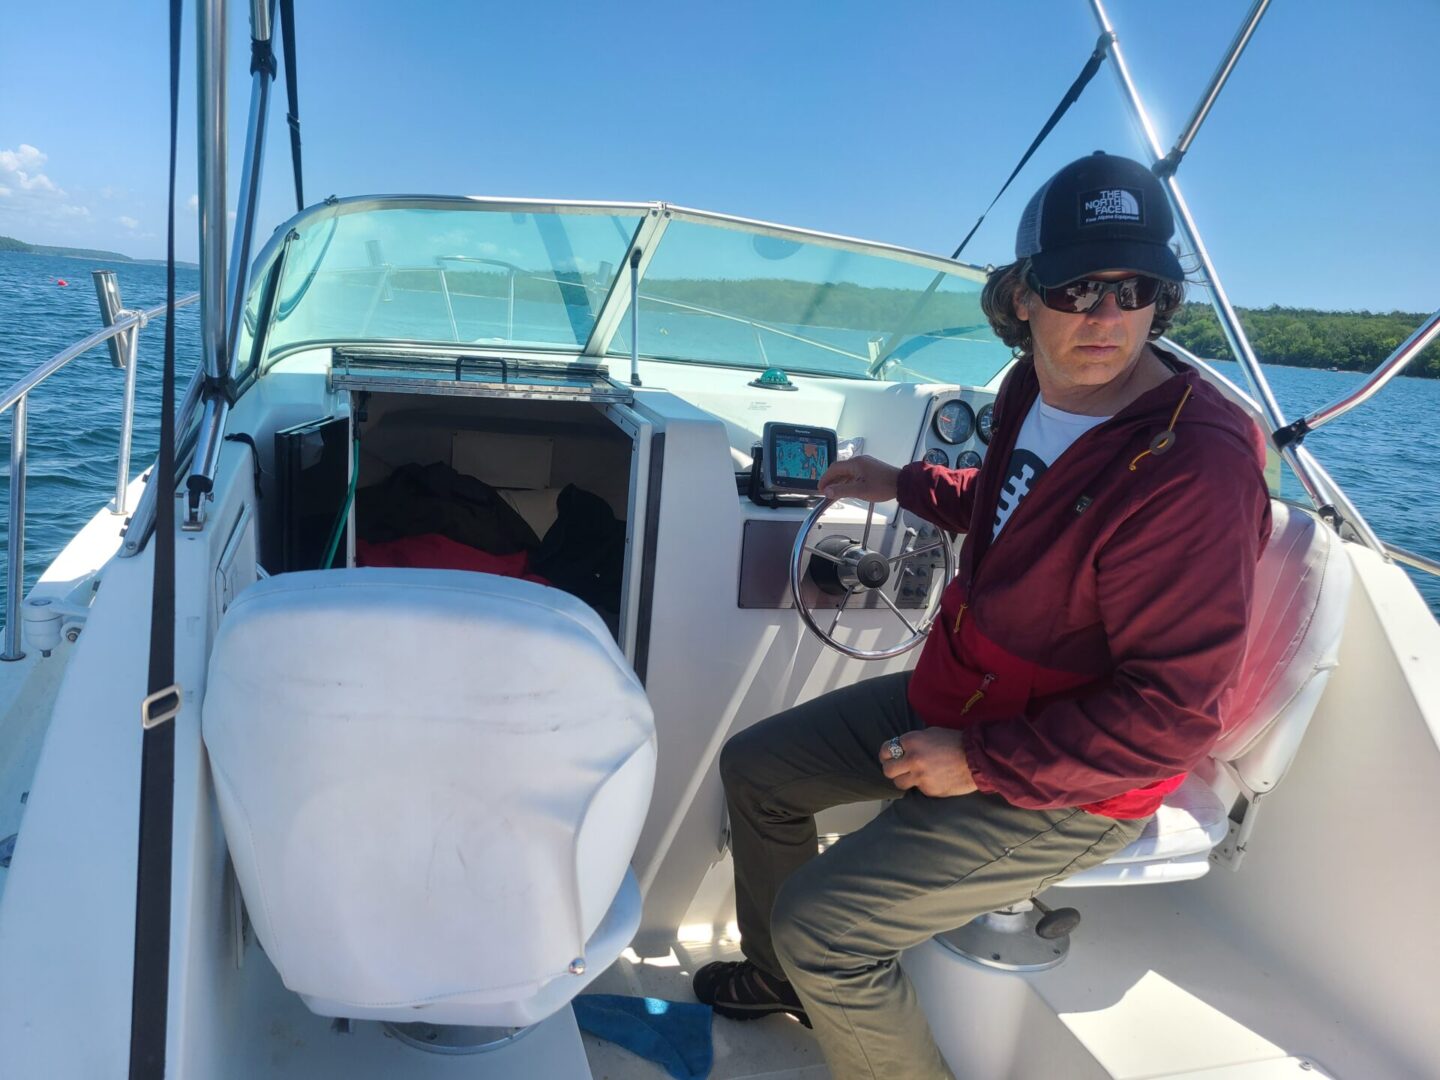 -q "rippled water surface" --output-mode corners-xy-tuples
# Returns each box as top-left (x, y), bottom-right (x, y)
(0, 250), (1436, 624)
